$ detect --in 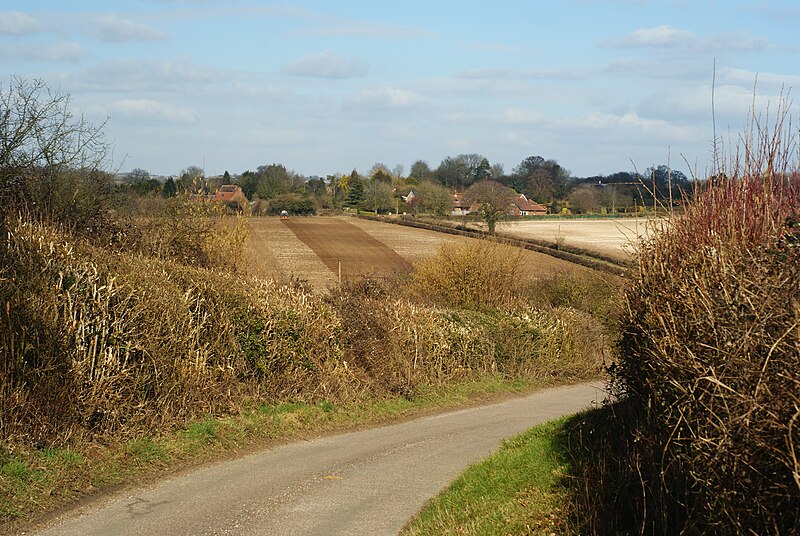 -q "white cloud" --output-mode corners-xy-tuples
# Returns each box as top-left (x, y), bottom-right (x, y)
(610, 25), (694, 48)
(498, 108), (550, 126)
(282, 51), (367, 79)
(457, 66), (594, 81)
(570, 111), (701, 142)
(719, 67), (800, 89)
(346, 87), (425, 109)
(0, 11), (43, 35)
(90, 15), (167, 43)
(445, 108), (551, 127)
(0, 42), (84, 63)
(106, 99), (196, 123)
(606, 25), (768, 53)
(72, 60), (221, 92)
